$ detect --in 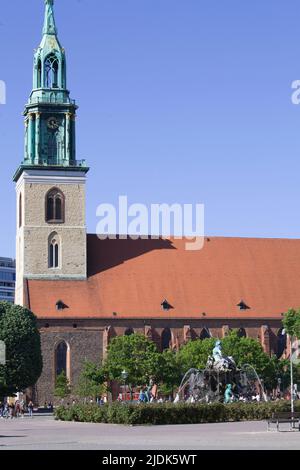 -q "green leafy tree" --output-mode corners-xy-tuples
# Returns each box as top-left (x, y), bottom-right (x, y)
(283, 308), (300, 338)
(75, 360), (106, 400)
(0, 302), (42, 396)
(221, 330), (271, 376)
(103, 333), (160, 395)
(54, 371), (71, 399)
(281, 309), (300, 394)
(155, 349), (182, 397)
(177, 337), (216, 371)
